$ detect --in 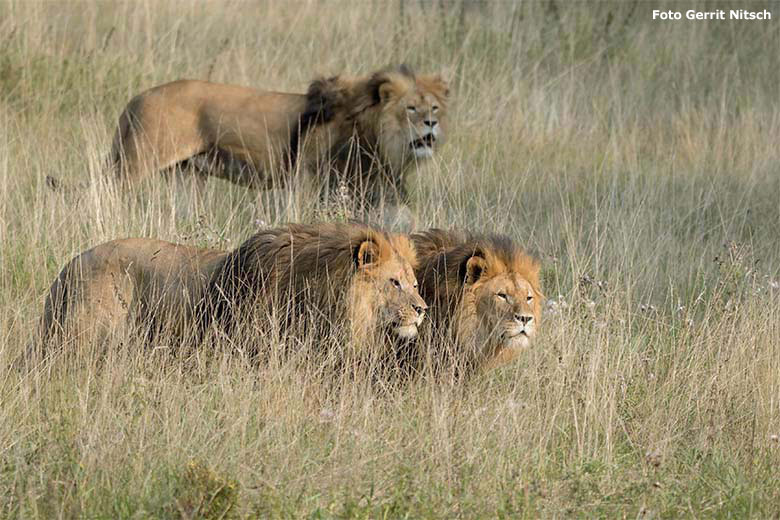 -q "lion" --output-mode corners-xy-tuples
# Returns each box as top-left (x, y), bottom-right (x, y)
(91, 65), (448, 207)
(202, 222), (427, 351)
(411, 229), (543, 373)
(37, 223), (426, 363)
